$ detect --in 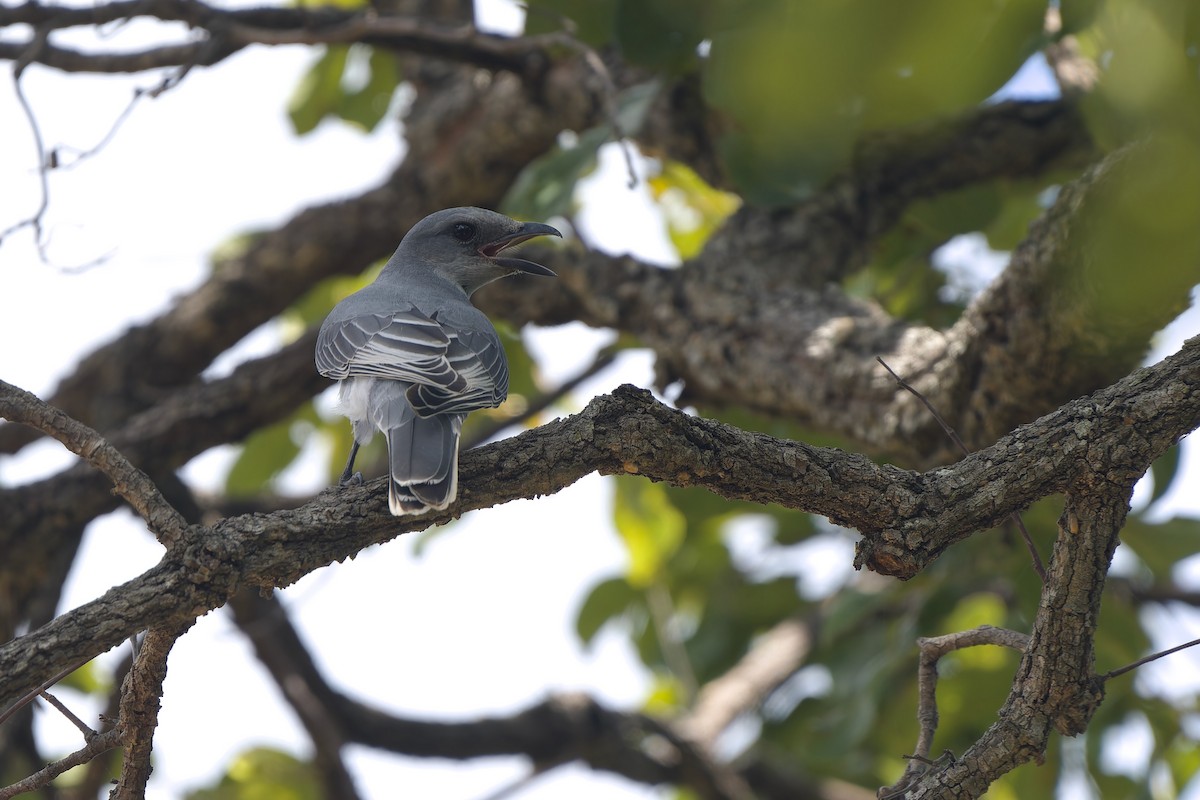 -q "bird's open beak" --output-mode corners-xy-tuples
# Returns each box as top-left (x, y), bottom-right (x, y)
(479, 221), (561, 276)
